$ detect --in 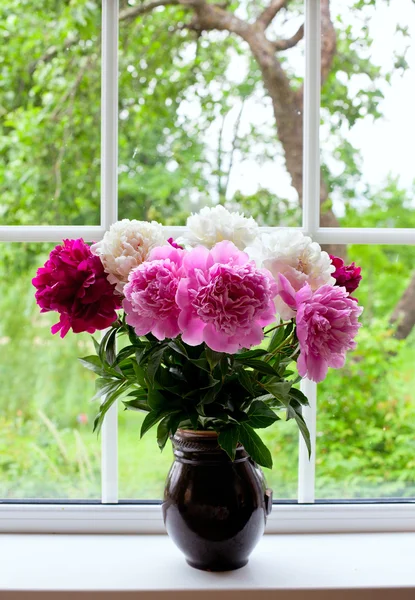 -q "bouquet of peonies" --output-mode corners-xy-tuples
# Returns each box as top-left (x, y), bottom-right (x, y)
(32, 207), (363, 468)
